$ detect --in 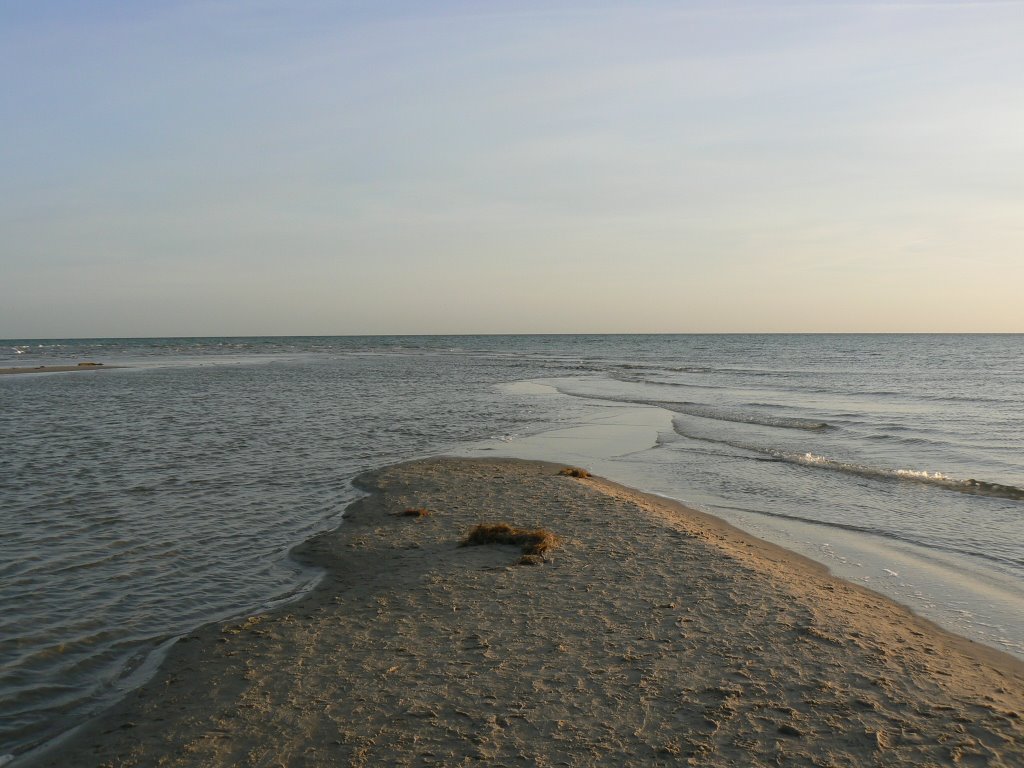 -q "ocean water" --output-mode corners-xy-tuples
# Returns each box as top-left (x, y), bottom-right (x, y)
(1, 335), (1022, 759)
